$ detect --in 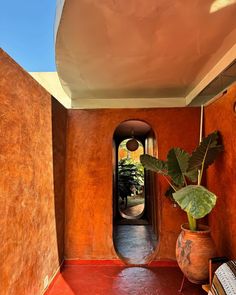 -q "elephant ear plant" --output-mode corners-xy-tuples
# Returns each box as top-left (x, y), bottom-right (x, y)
(140, 131), (223, 231)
